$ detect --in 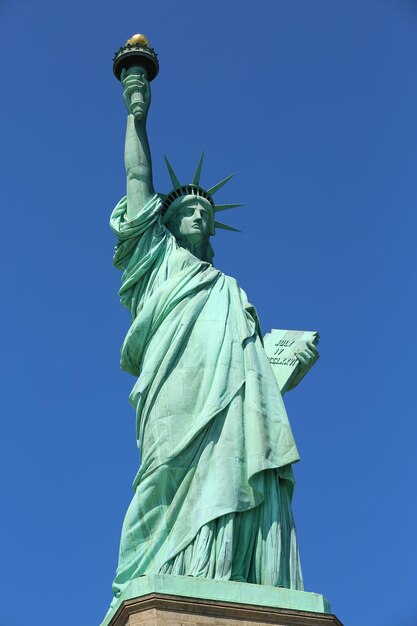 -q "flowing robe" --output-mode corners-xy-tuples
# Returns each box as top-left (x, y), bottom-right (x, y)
(110, 194), (303, 598)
